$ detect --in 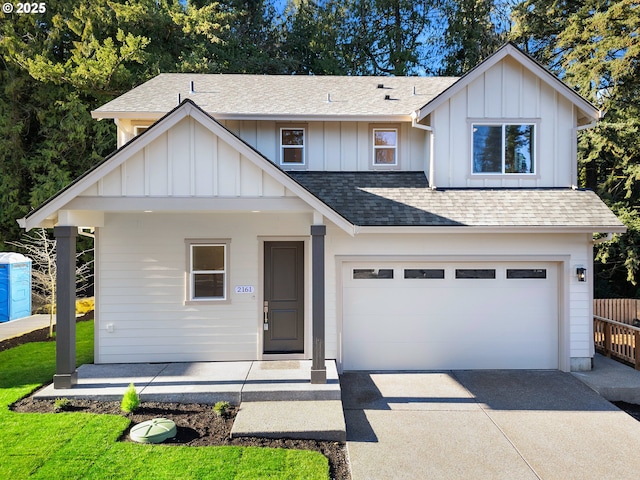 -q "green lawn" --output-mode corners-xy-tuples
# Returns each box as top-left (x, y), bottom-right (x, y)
(0, 322), (329, 479)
